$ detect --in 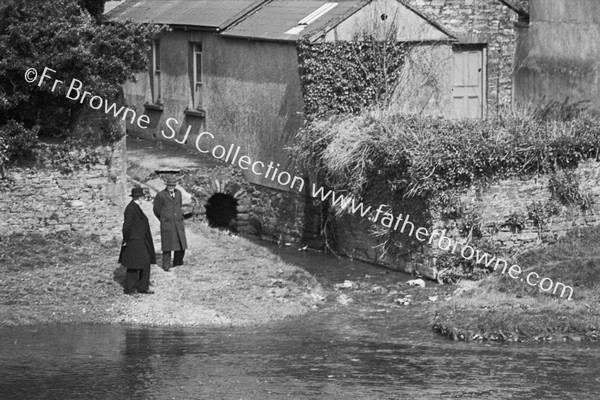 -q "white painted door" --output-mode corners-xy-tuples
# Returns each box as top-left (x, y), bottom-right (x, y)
(451, 47), (485, 118)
